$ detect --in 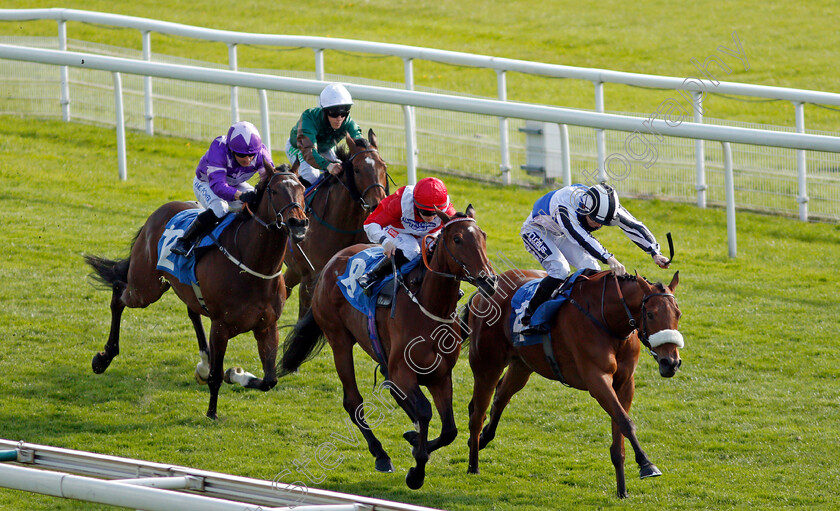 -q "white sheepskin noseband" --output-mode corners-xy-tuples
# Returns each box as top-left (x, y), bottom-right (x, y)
(647, 329), (684, 348)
